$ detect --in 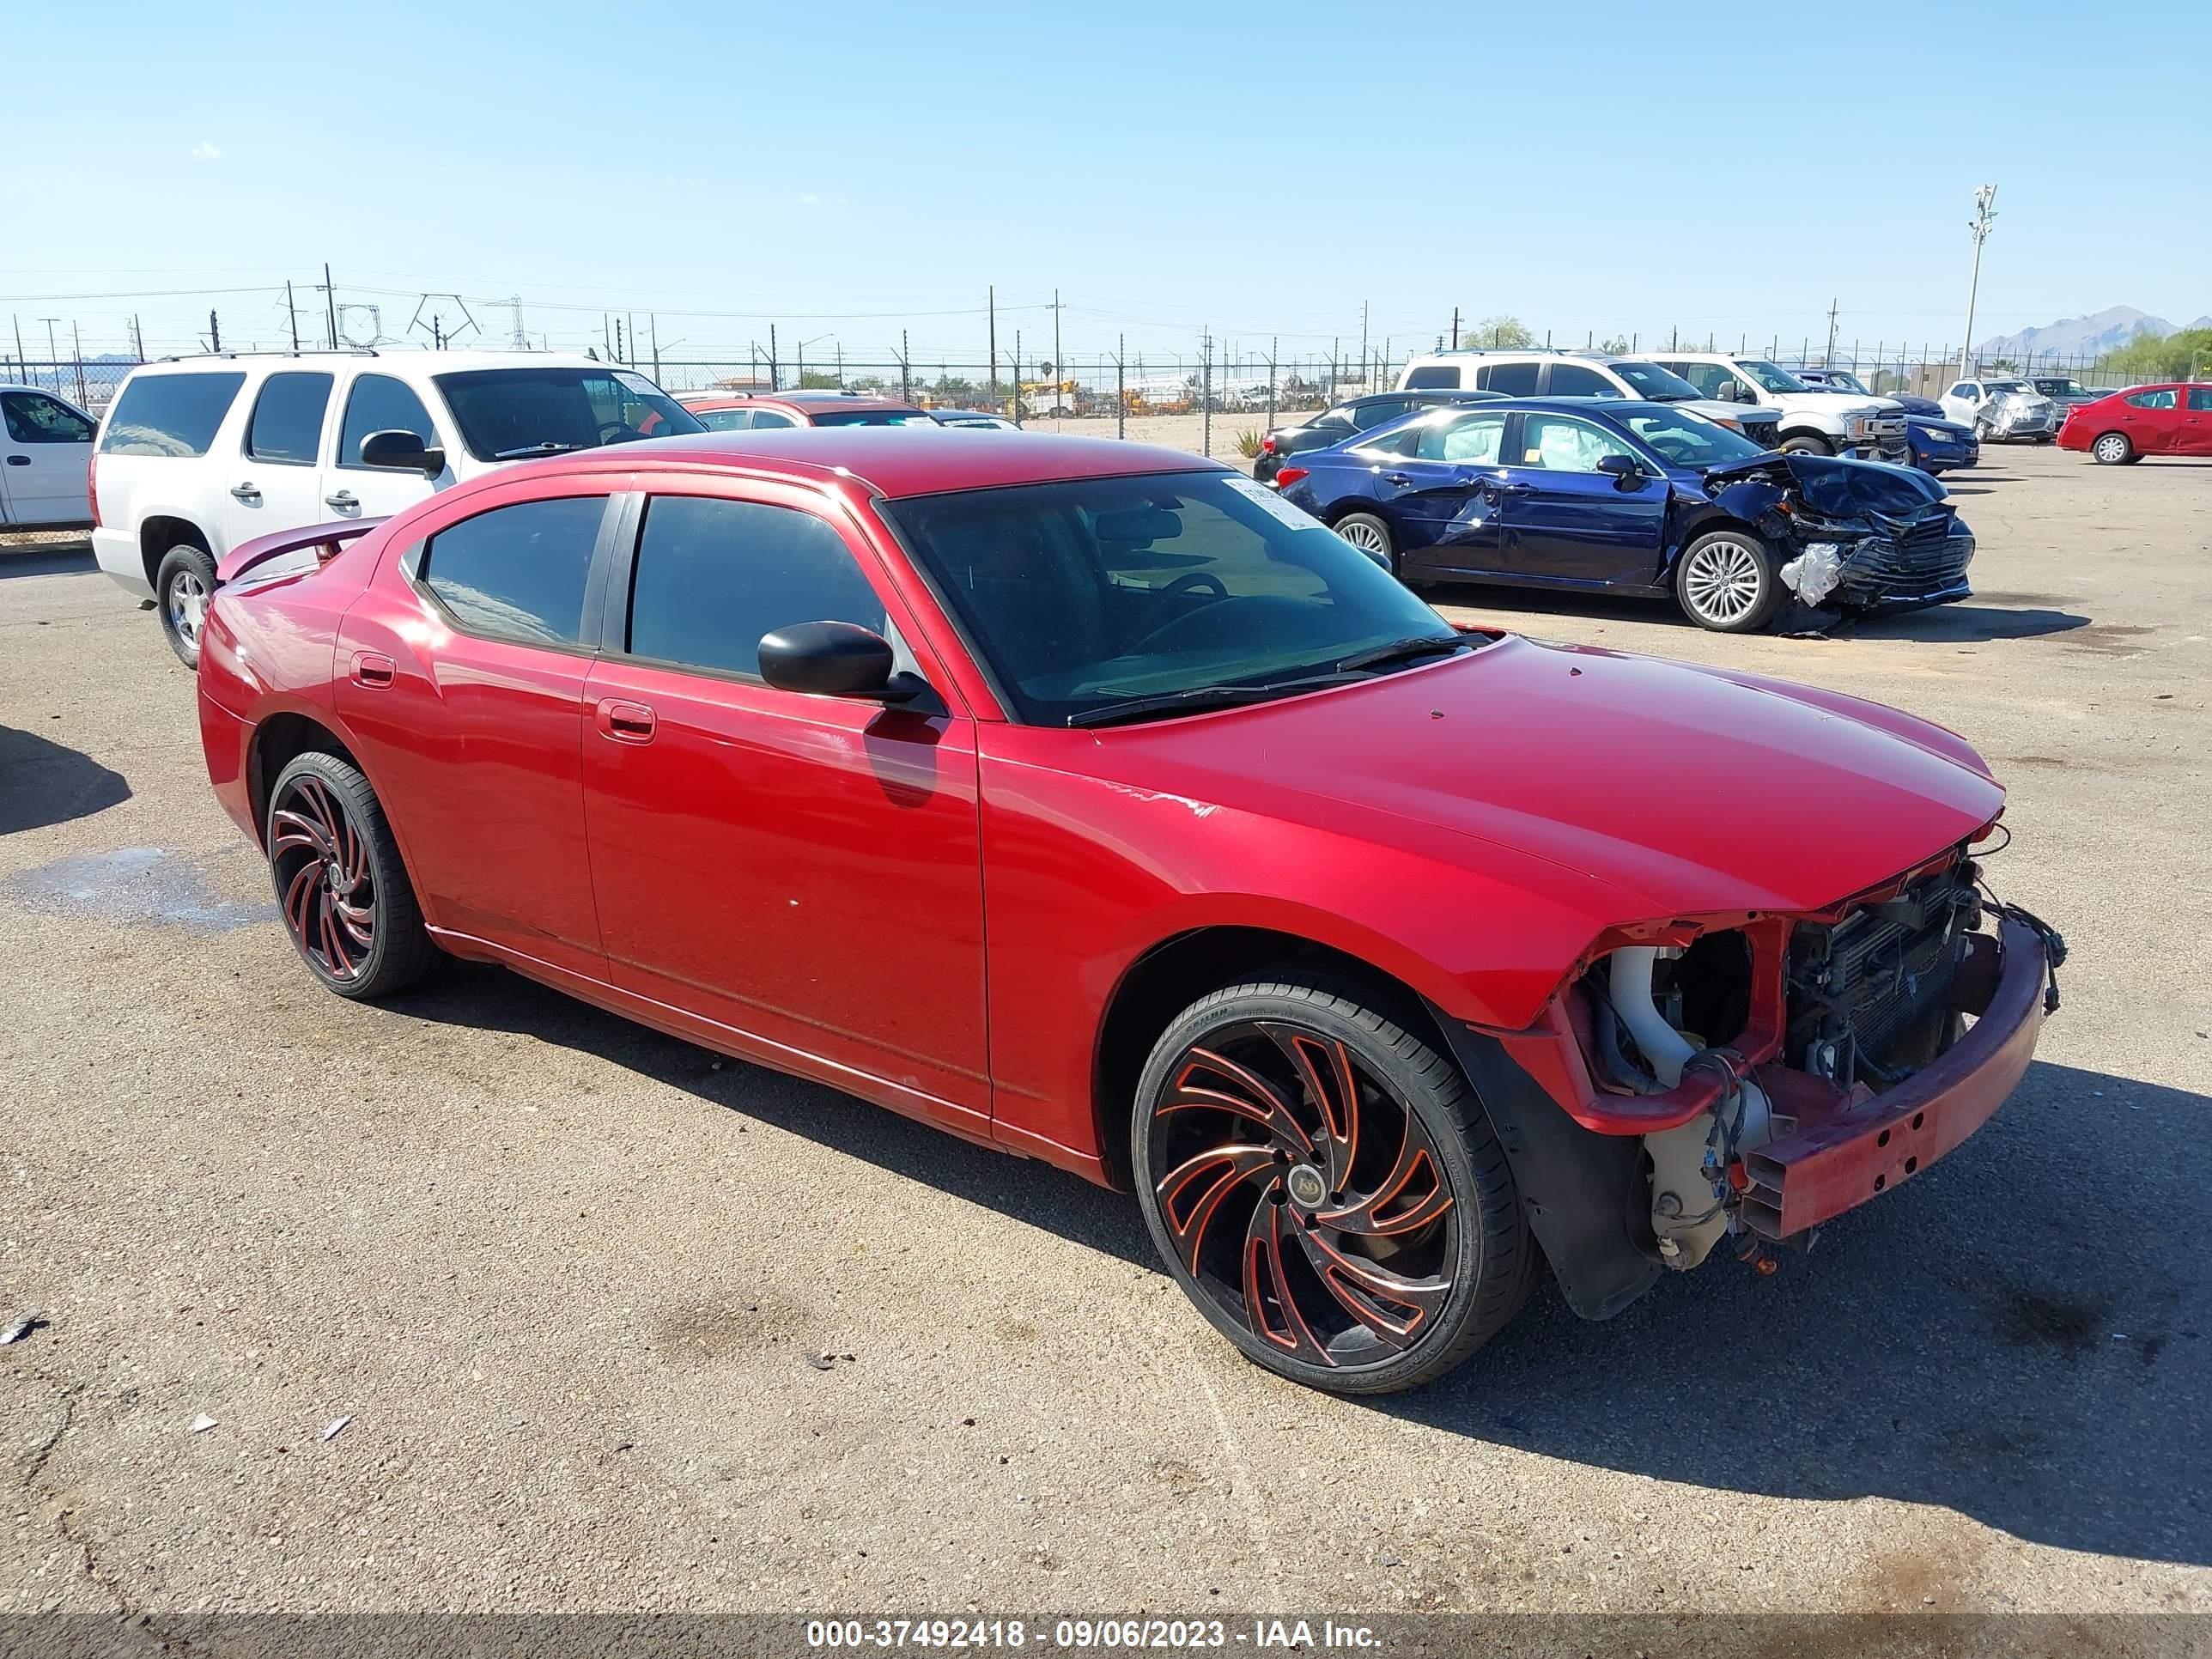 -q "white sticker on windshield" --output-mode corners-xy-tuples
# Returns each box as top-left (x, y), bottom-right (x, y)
(614, 371), (659, 396)
(1223, 474), (1323, 531)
